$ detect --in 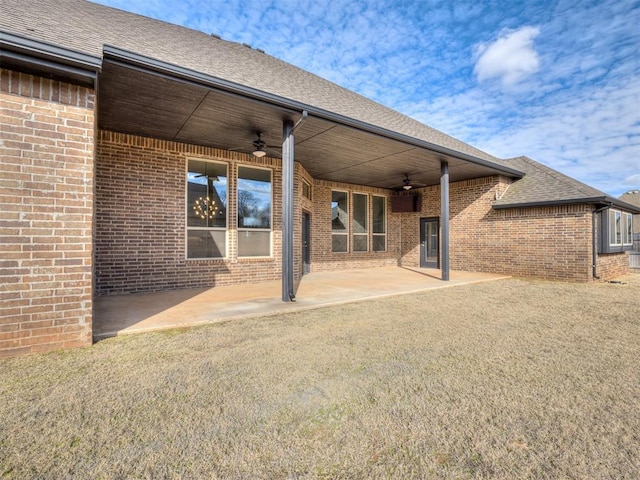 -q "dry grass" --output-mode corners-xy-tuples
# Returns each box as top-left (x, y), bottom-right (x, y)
(1, 275), (639, 479)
